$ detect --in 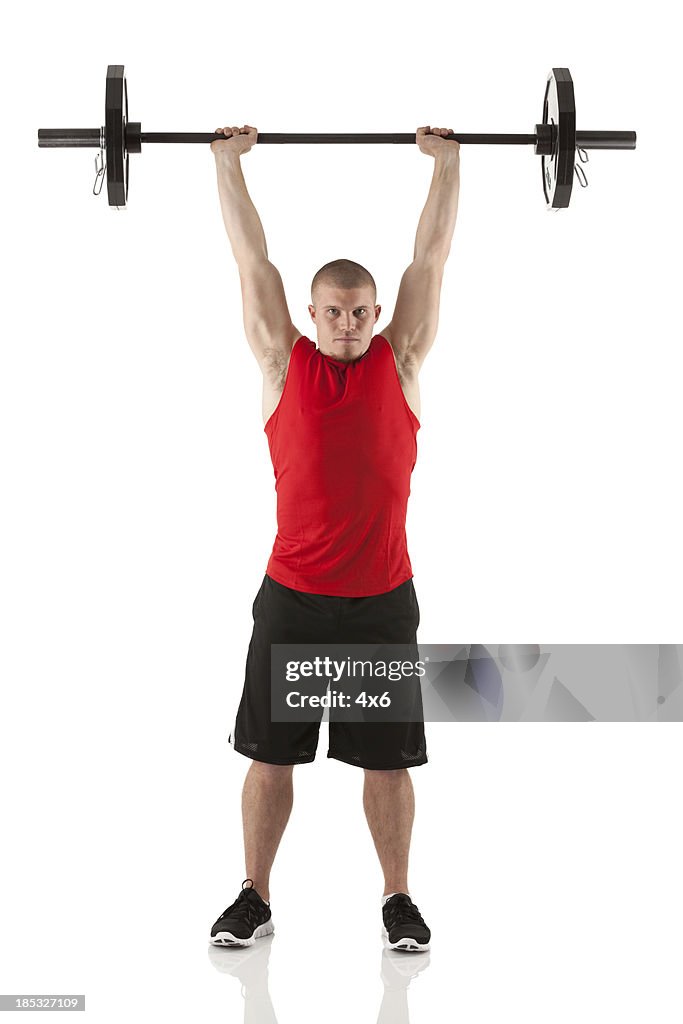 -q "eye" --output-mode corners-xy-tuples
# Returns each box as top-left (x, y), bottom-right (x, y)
(326, 308), (367, 315)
